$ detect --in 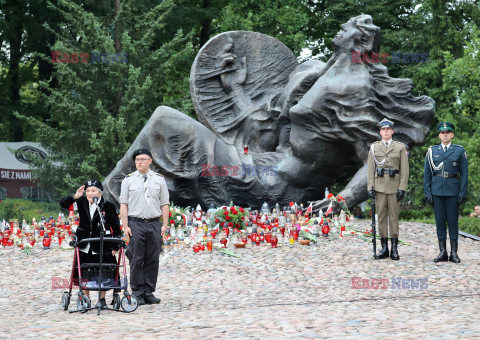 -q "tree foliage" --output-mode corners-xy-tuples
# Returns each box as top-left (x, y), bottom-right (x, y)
(17, 0), (194, 197)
